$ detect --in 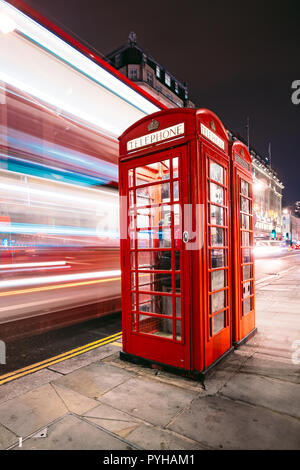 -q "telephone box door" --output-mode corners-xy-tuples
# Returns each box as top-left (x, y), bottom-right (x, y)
(235, 170), (255, 341)
(121, 145), (191, 370)
(202, 146), (232, 368)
